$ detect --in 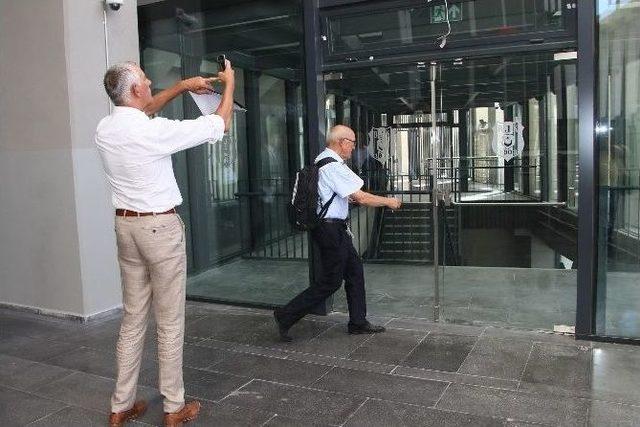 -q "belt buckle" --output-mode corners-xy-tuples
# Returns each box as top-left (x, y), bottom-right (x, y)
(346, 222), (354, 239)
